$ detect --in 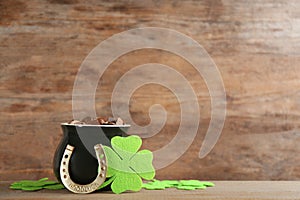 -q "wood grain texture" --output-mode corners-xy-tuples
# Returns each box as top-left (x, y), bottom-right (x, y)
(0, 0), (300, 181)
